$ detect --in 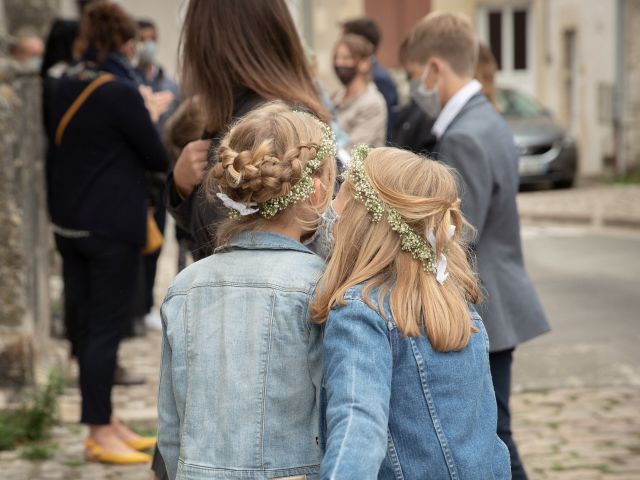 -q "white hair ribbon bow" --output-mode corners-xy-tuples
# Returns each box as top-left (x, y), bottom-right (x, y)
(426, 225), (456, 285)
(216, 193), (259, 216)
